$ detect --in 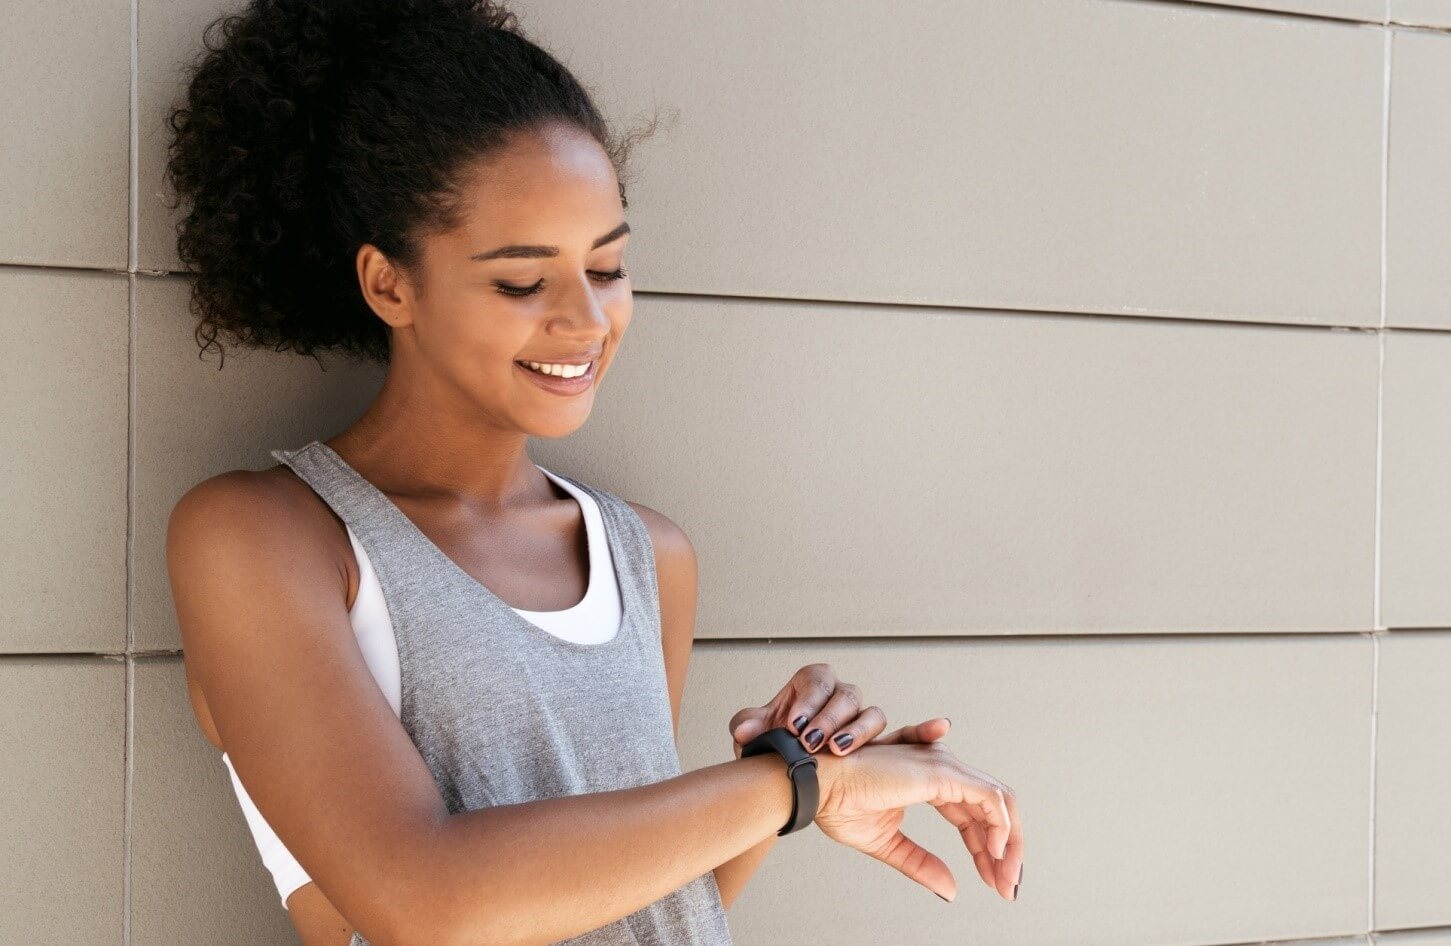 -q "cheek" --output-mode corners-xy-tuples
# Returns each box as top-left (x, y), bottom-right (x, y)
(607, 297), (634, 338)
(416, 293), (533, 375)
